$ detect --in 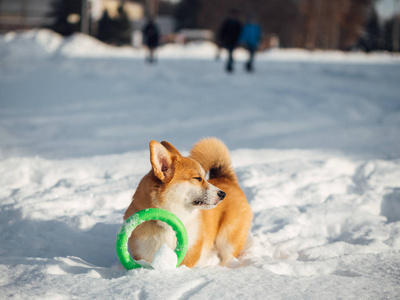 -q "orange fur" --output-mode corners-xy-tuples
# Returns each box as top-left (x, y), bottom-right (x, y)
(124, 138), (253, 268)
